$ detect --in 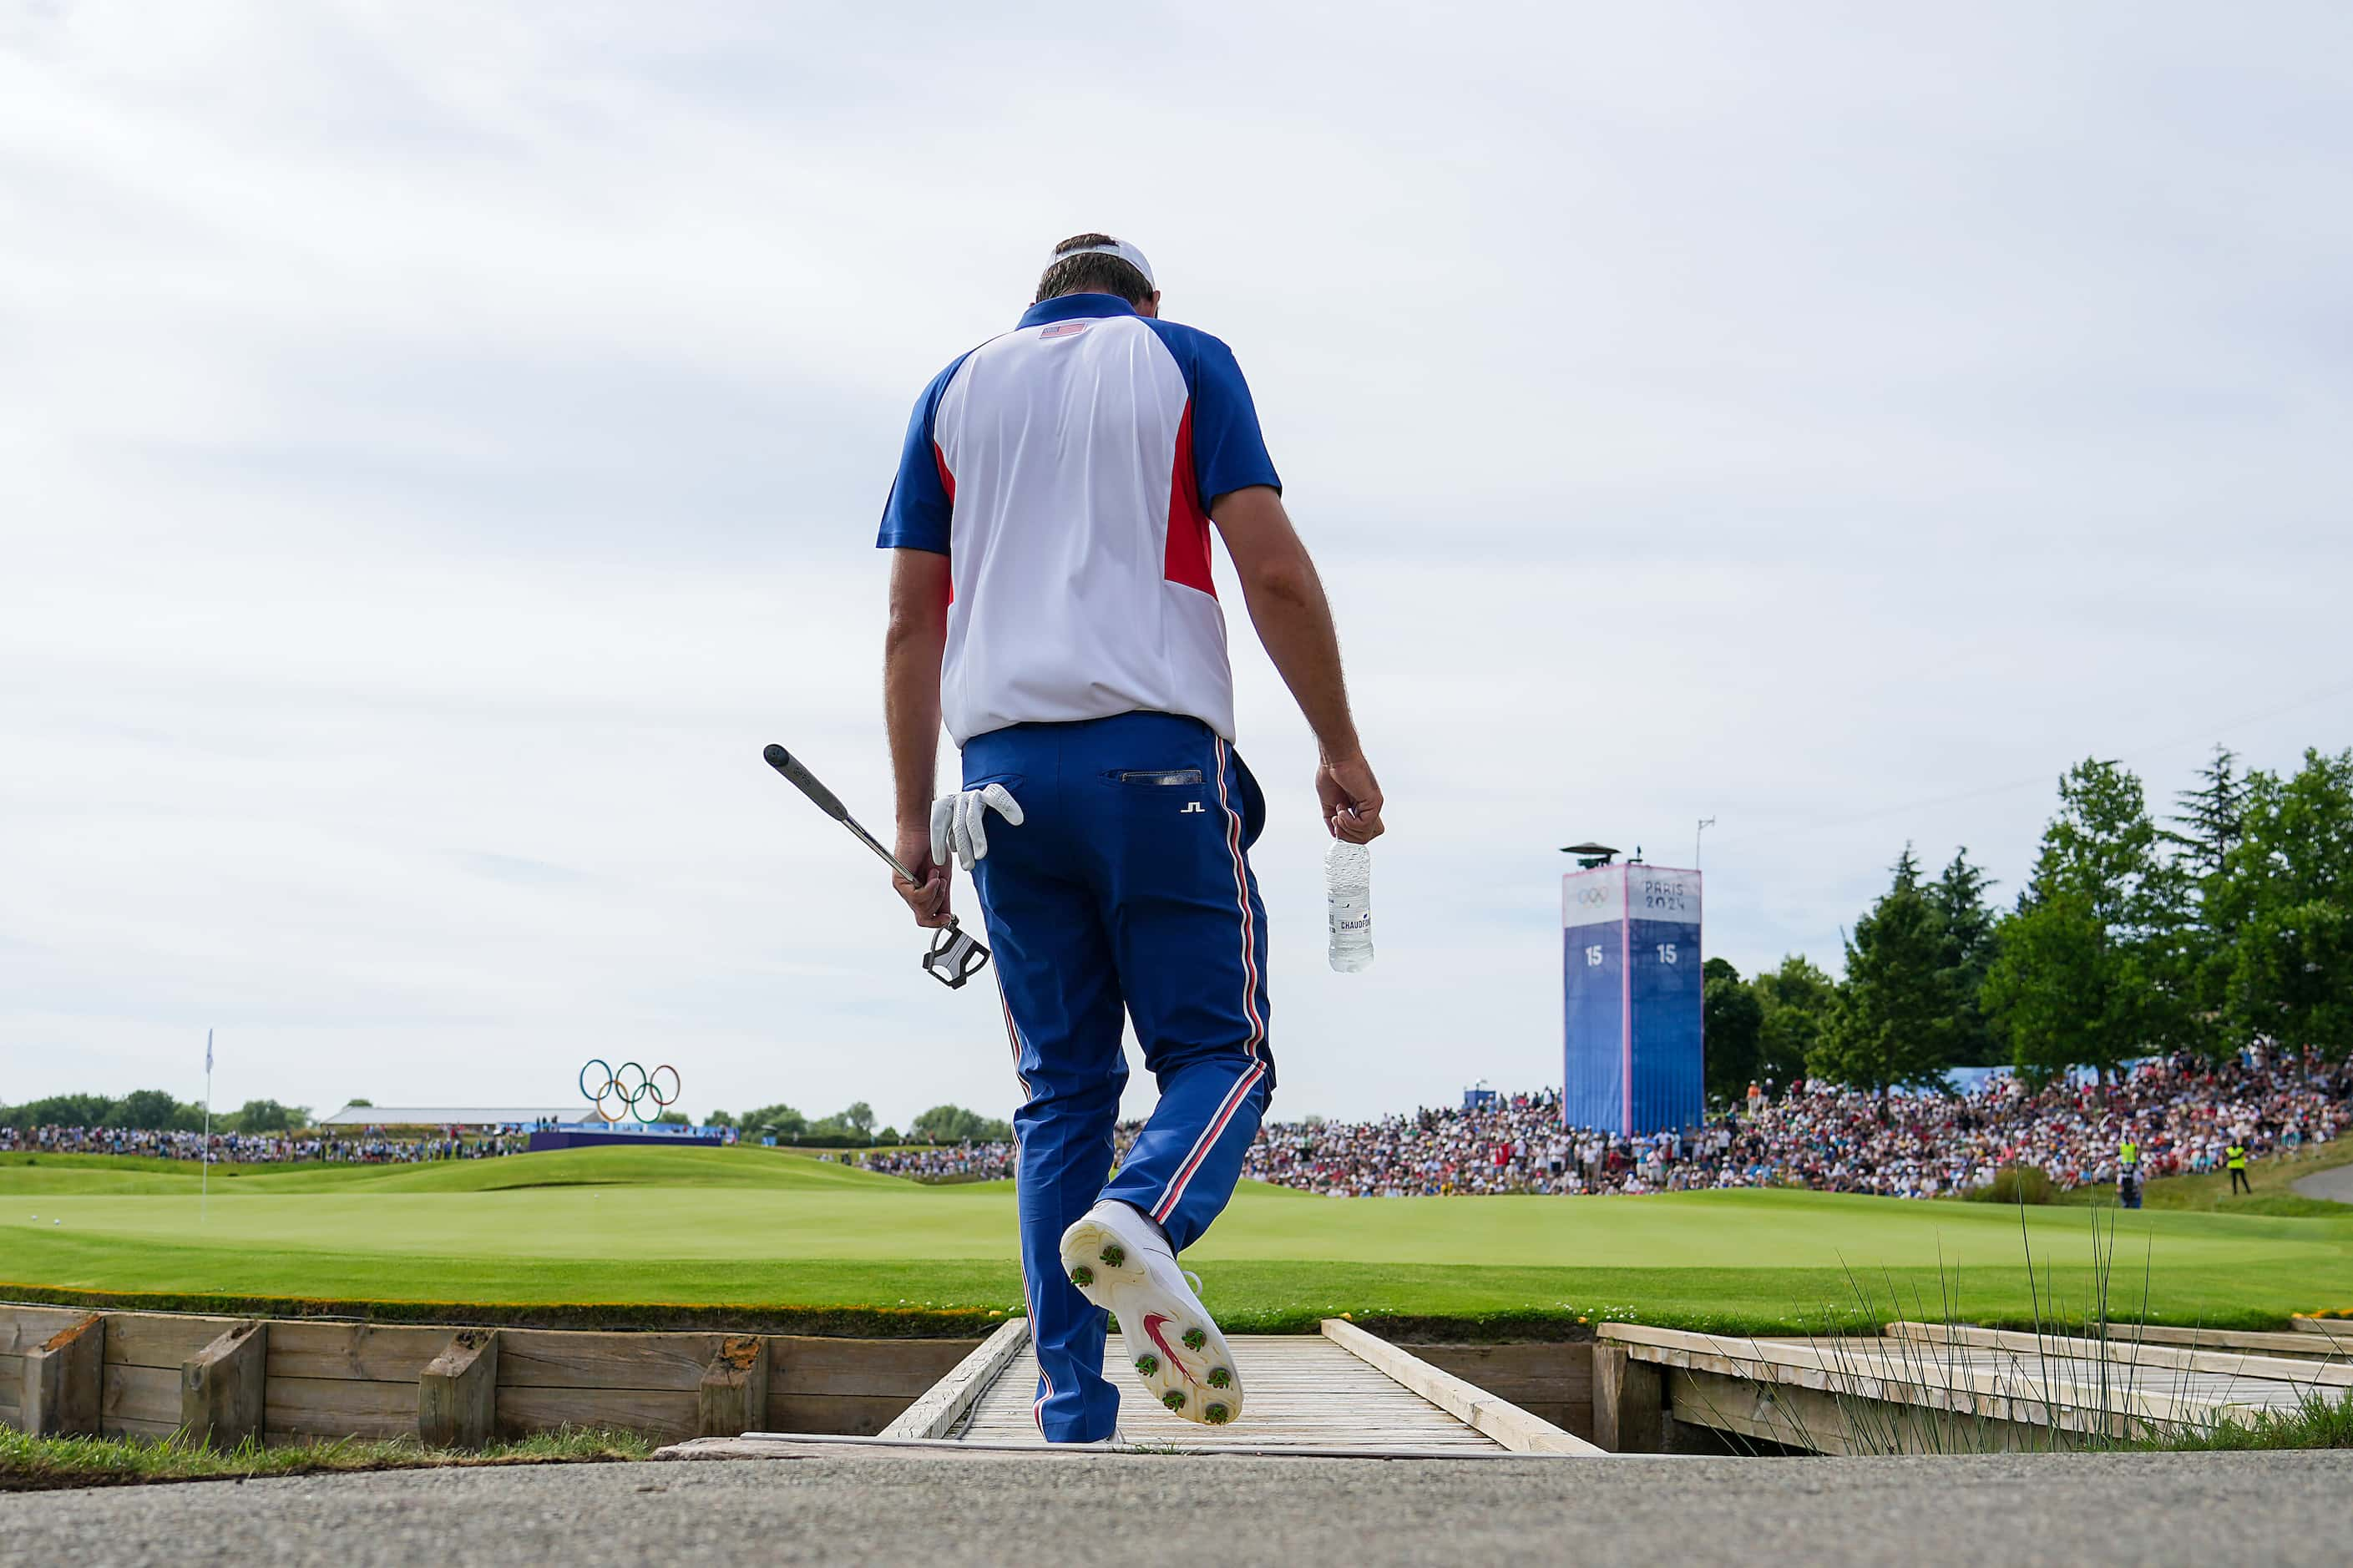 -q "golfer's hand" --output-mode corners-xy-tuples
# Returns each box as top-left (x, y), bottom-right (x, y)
(893, 825), (953, 929)
(1318, 754), (1384, 843)
(930, 783), (1025, 871)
